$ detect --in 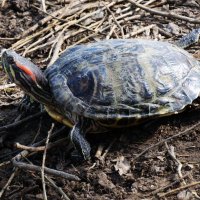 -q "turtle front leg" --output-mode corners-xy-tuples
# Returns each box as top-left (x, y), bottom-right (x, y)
(18, 94), (41, 113)
(70, 122), (91, 160)
(176, 28), (200, 48)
